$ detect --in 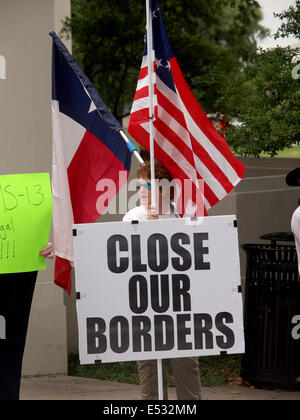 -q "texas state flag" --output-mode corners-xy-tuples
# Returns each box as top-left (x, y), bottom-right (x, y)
(50, 32), (133, 294)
